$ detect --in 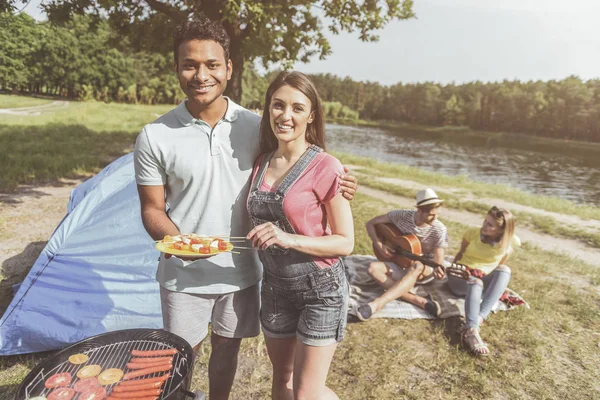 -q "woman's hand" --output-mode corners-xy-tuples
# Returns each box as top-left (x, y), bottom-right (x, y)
(247, 222), (296, 250)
